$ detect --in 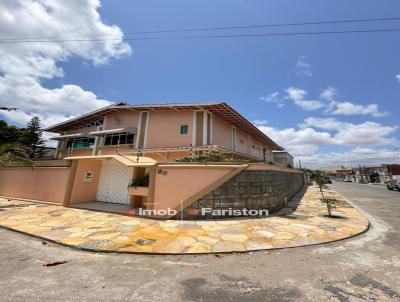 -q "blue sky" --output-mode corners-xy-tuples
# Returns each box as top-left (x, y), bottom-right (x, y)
(0, 0), (399, 167)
